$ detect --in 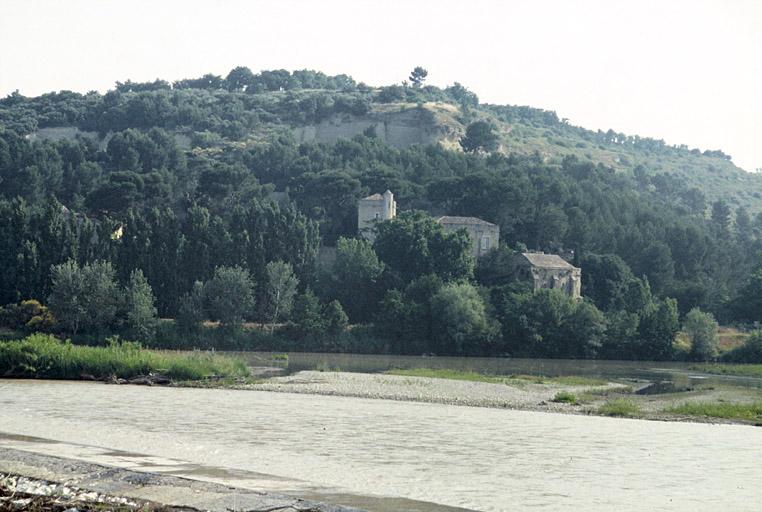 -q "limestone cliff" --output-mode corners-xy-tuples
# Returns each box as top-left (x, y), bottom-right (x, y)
(292, 103), (463, 149)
